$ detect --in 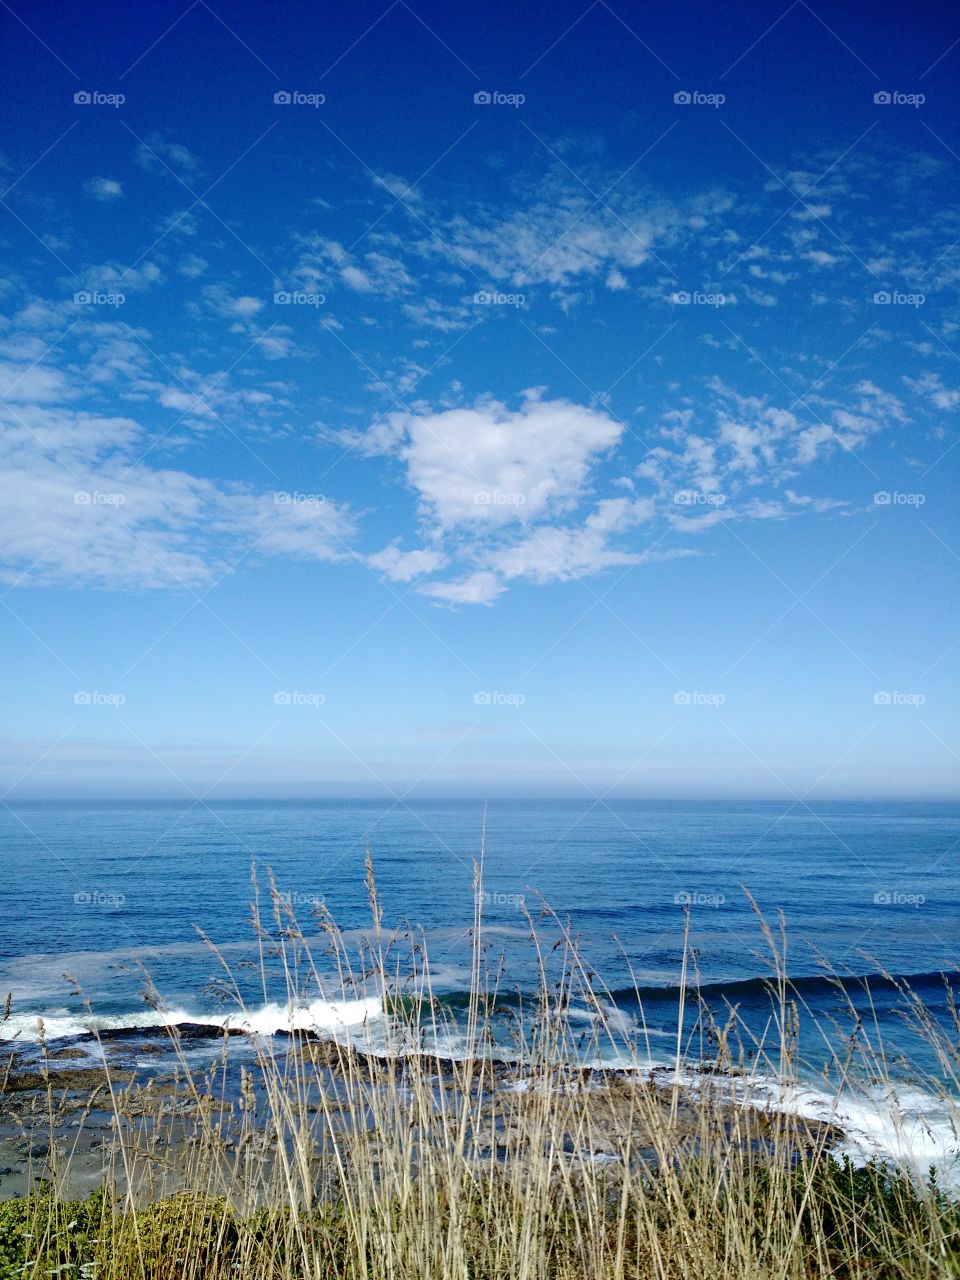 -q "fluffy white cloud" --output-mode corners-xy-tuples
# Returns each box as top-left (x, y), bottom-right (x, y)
(341, 264), (374, 292)
(291, 237), (414, 299)
(904, 372), (960, 411)
(0, 360), (74, 404)
(0, 347), (354, 588)
(412, 501), (689, 603)
(635, 376), (906, 524)
(359, 392), (623, 528)
(349, 395), (686, 601)
(489, 499), (655, 583)
(367, 544), (447, 581)
(202, 285), (264, 320)
(348, 395), (670, 602)
(805, 249), (839, 267)
(0, 442), (355, 590)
